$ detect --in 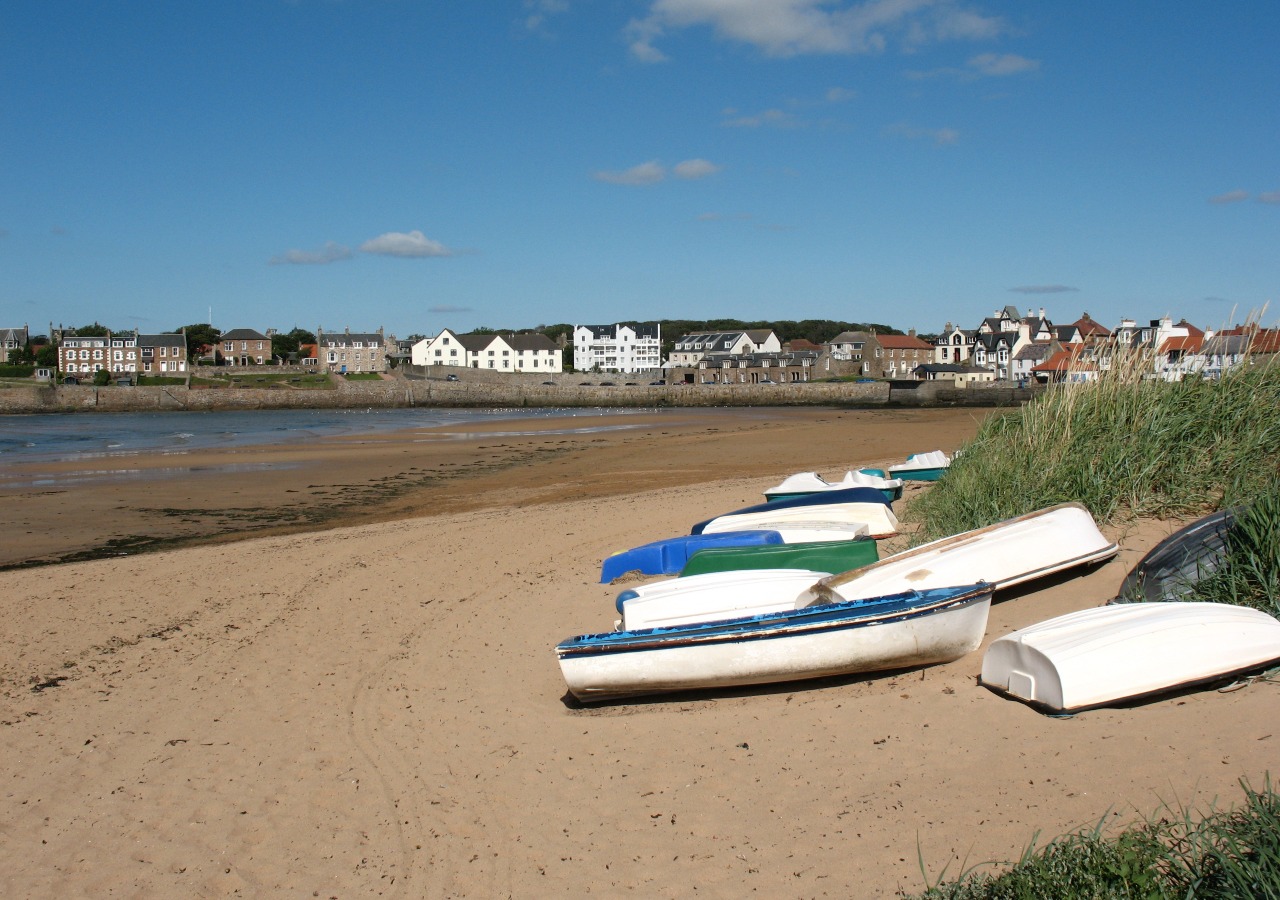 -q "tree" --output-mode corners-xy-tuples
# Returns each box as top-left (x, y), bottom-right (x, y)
(74, 323), (110, 337)
(170, 323), (221, 361)
(271, 327), (315, 361)
(35, 344), (58, 368)
(92, 369), (111, 386)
